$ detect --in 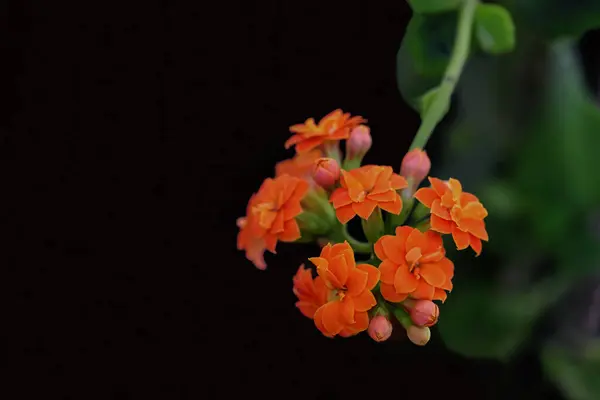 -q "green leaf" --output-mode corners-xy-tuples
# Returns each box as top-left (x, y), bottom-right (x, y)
(474, 4), (516, 54)
(542, 343), (600, 400)
(407, 0), (462, 14)
(396, 13), (457, 110)
(507, 0), (600, 40)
